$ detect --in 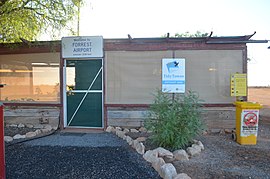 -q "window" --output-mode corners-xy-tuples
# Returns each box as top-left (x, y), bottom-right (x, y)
(0, 53), (60, 103)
